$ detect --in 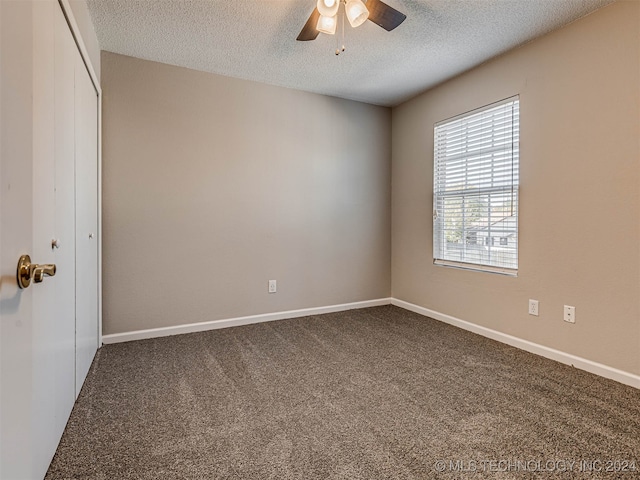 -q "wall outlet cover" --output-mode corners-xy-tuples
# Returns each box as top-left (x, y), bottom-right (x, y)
(564, 305), (575, 323)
